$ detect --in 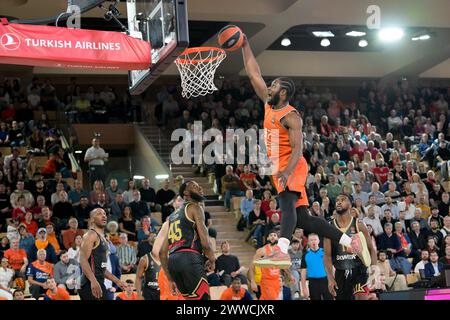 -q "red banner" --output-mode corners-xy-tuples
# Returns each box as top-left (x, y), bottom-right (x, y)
(0, 20), (151, 70)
